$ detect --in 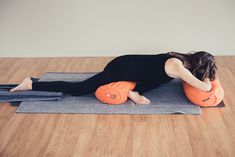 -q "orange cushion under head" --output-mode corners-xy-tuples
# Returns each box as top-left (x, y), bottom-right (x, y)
(95, 81), (137, 105)
(182, 78), (224, 107)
